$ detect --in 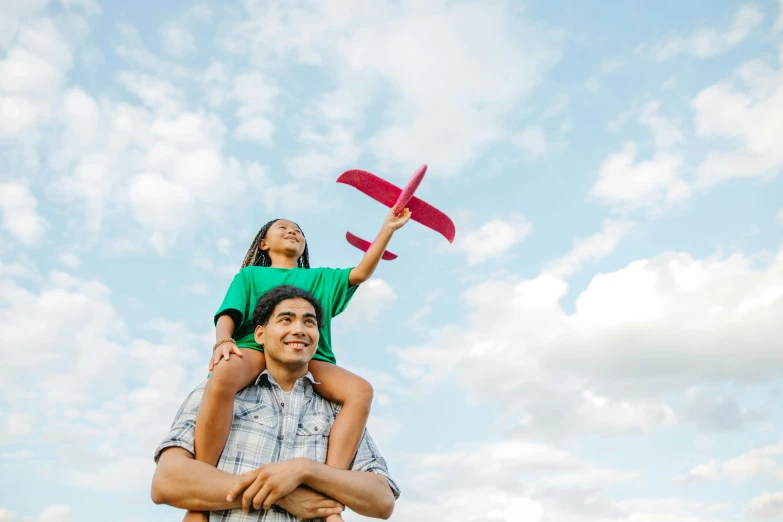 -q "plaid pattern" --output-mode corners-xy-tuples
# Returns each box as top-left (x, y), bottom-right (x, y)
(155, 371), (400, 521)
